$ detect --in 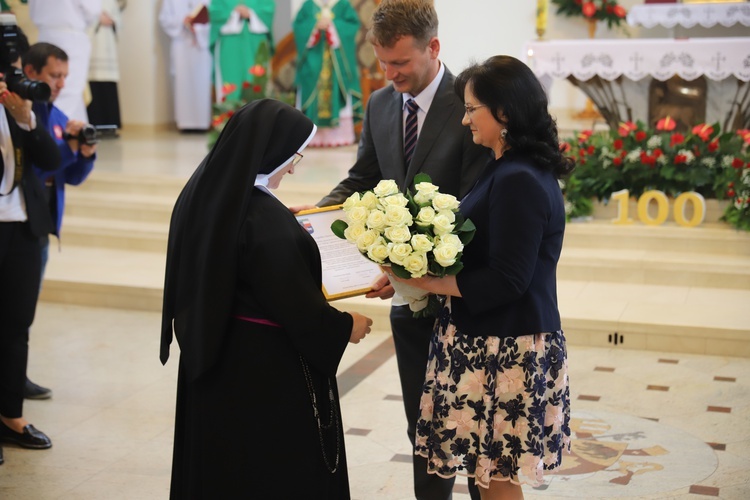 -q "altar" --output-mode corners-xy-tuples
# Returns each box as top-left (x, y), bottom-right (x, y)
(526, 36), (750, 131)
